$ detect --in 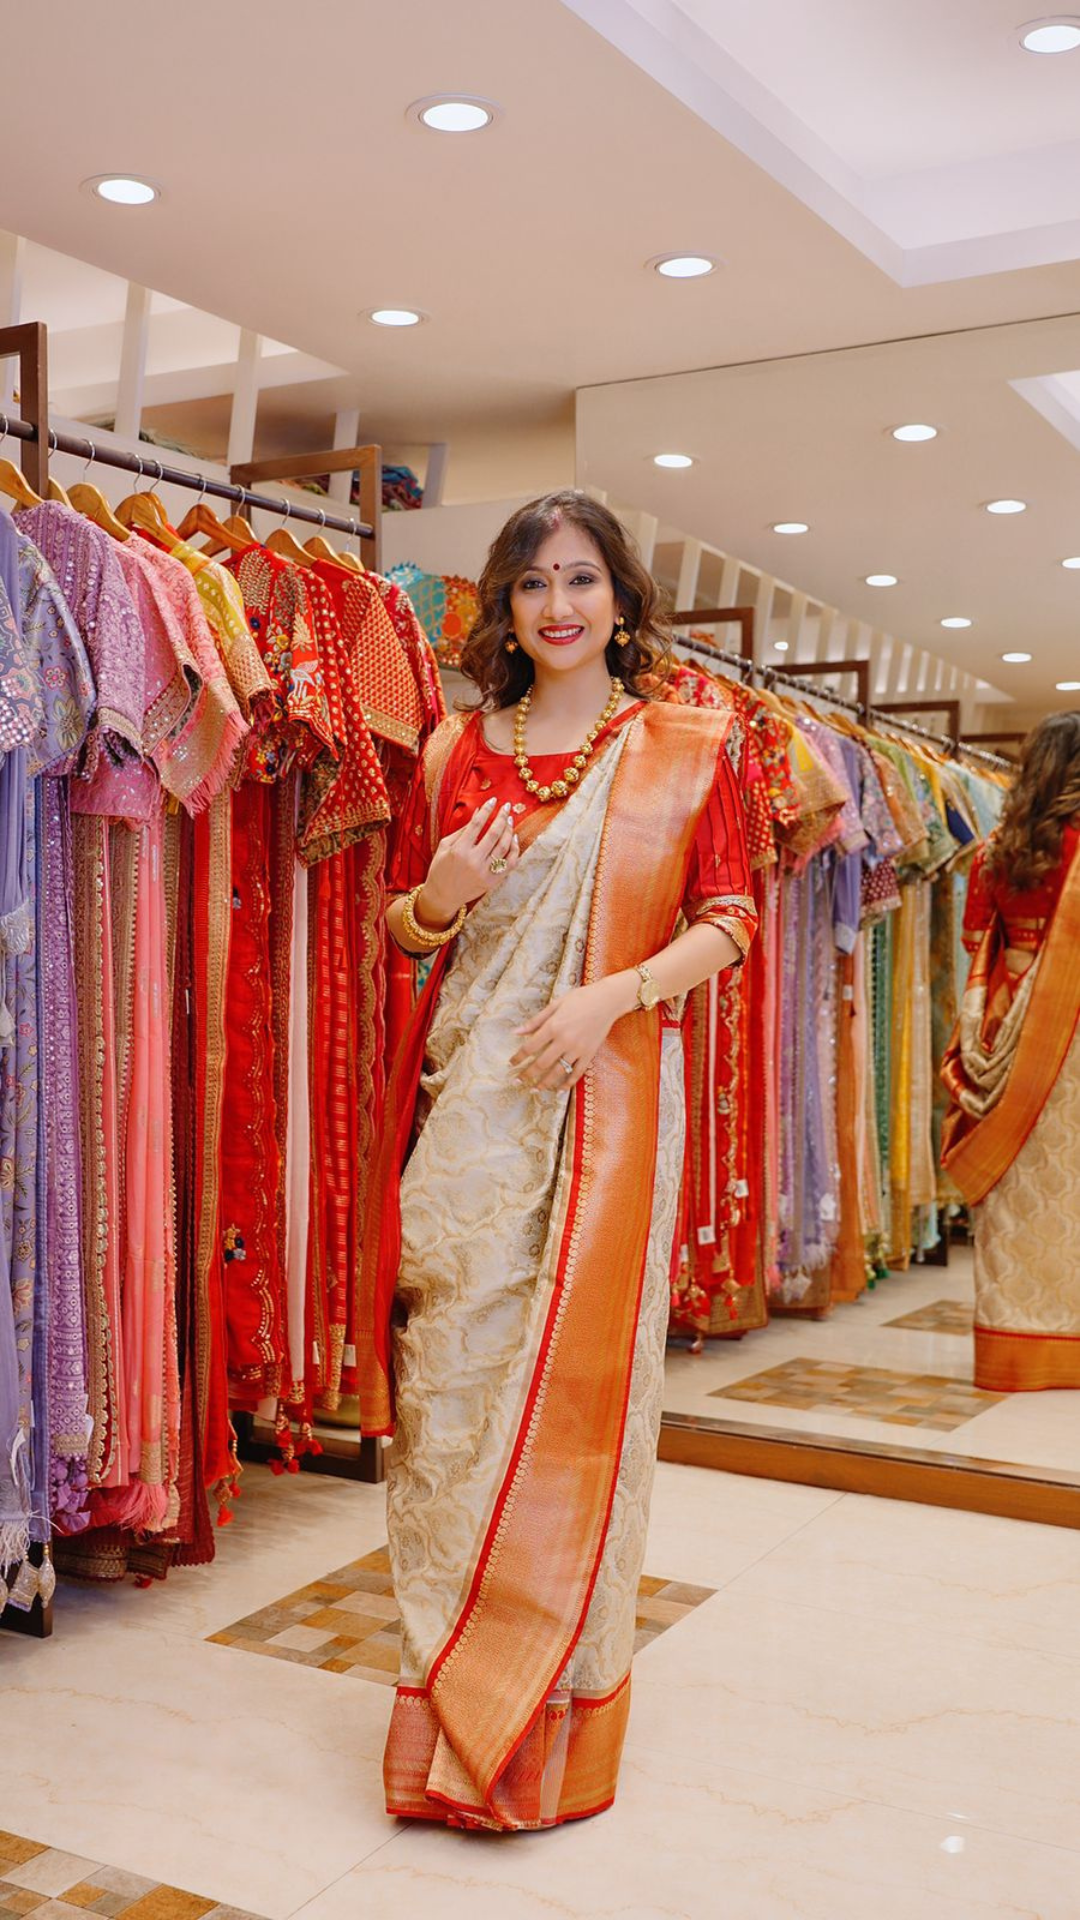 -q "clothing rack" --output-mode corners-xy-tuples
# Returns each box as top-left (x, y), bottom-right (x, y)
(670, 624), (1013, 771)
